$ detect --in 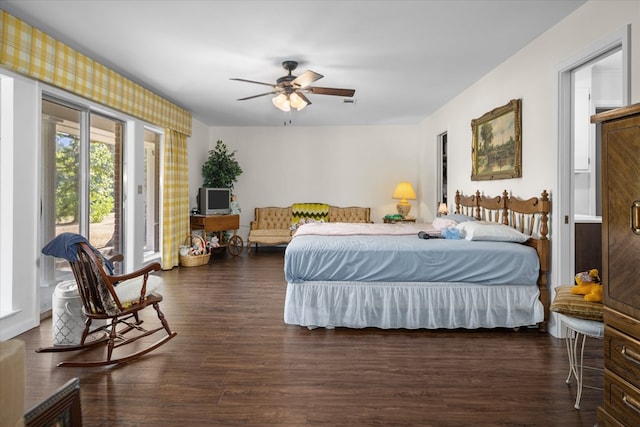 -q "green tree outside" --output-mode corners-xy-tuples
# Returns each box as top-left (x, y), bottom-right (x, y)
(55, 133), (115, 224)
